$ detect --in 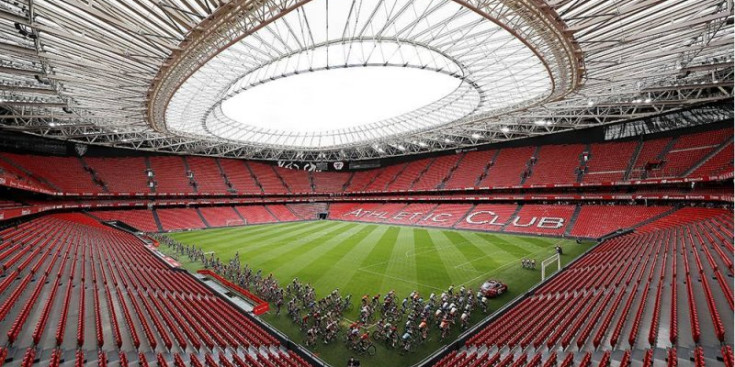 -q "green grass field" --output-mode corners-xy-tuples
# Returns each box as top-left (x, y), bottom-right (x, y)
(162, 220), (593, 367)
